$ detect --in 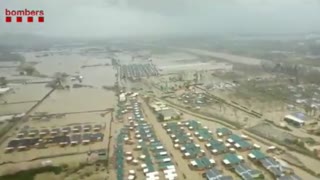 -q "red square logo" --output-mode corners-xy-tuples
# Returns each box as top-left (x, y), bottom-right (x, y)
(27, 17), (33, 23)
(16, 16), (22, 23)
(5, 16), (11, 23)
(38, 17), (44, 23)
